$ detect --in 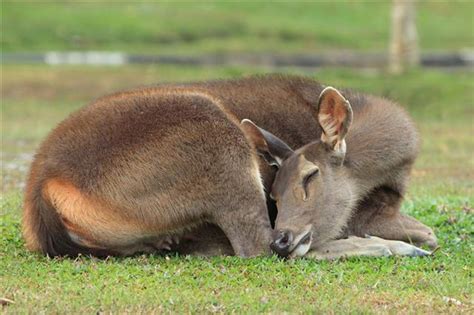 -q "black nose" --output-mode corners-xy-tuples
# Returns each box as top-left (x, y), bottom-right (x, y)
(271, 230), (293, 257)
